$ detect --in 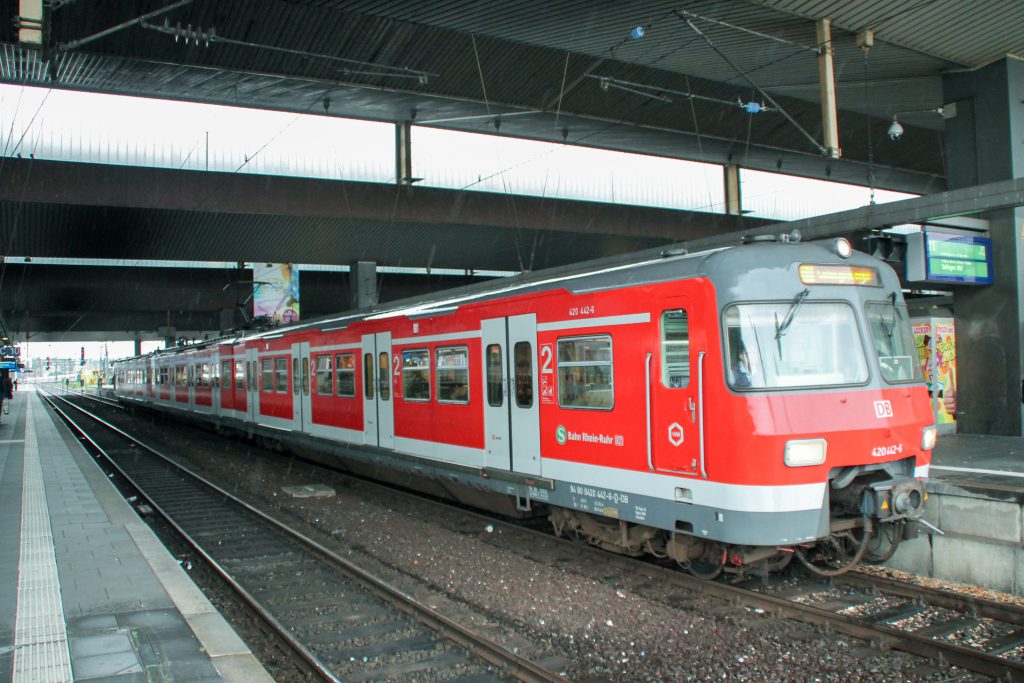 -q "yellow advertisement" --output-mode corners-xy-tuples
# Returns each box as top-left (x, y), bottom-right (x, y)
(913, 318), (957, 425)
